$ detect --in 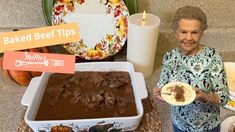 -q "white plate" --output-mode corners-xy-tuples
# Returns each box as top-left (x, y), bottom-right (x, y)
(229, 90), (235, 100)
(221, 115), (235, 132)
(224, 92), (235, 111)
(161, 82), (196, 106)
(52, 0), (129, 60)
